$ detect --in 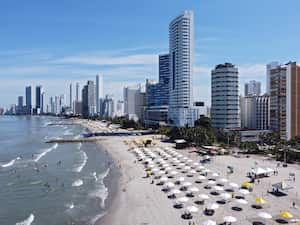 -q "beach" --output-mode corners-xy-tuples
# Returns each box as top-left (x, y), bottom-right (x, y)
(75, 118), (300, 225)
